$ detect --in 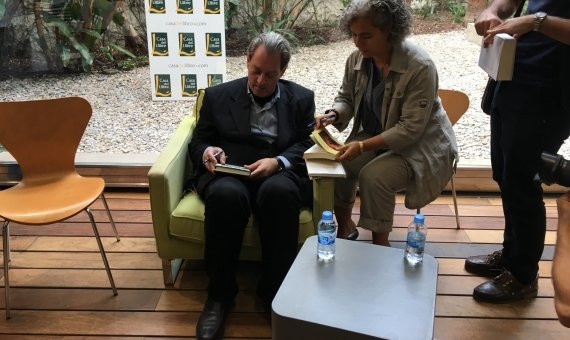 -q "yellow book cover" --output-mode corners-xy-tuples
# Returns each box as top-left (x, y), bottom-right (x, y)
(309, 128), (344, 156)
